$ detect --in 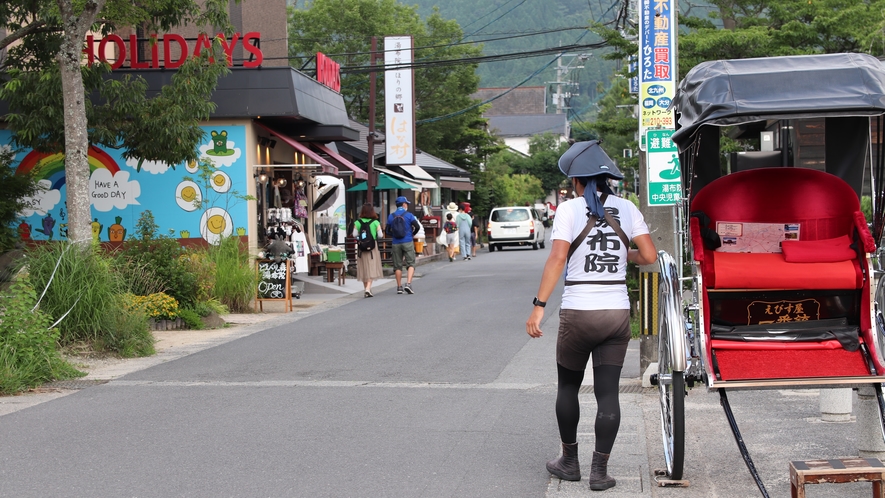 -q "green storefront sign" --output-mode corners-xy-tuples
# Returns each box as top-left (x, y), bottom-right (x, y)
(646, 129), (681, 206)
